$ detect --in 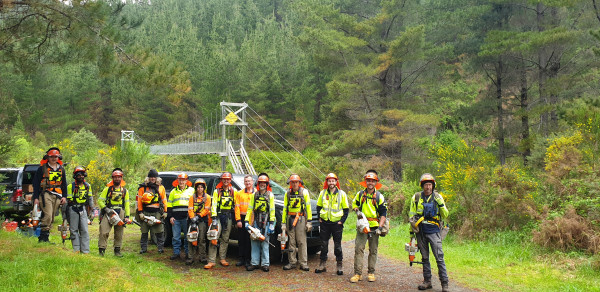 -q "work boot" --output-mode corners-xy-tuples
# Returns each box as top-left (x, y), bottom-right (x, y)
(99, 248), (105, 257)
(236, 259), (245, 267)
(114, 247), (123, 257)
(283, 264), (296, 270)
(300, 265), (310, 271)
(418, 280), (432, 290)
(185, 258), (194, 266)
(350, 274), (361, 283)
(442, 282), (449, 292)
(246, 265), (256, 271)
(204, 262), (215, 269)
(219, 259), (229, 266)
(367, 273), (376, 282)
(38, 230), (50, 243)
(170, 254), (180, 260)
(315, 259), (327, 273)
(139, 250), (147, 254)
(262, 266), (269, 272)
(336, 261), (343, 275)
